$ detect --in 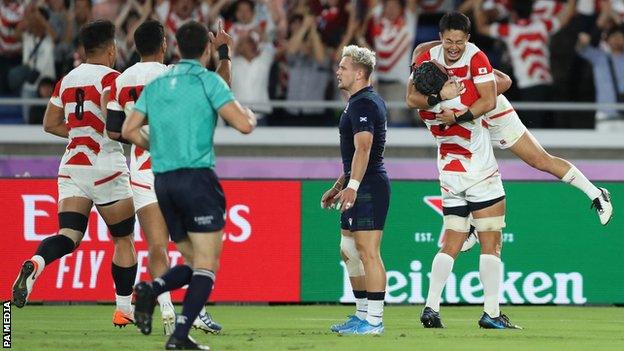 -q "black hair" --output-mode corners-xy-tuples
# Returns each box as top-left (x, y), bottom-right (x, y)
(606, 25), (624, 39)
(382, 0), (406, 8)
(512, 0), (533, 20)
(79, 20), (116, 56)
(236, 0), (255, 12)
(439, 11), (471, 34)
(176, 21), (209, 59)
(134, 20), (165, 57)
